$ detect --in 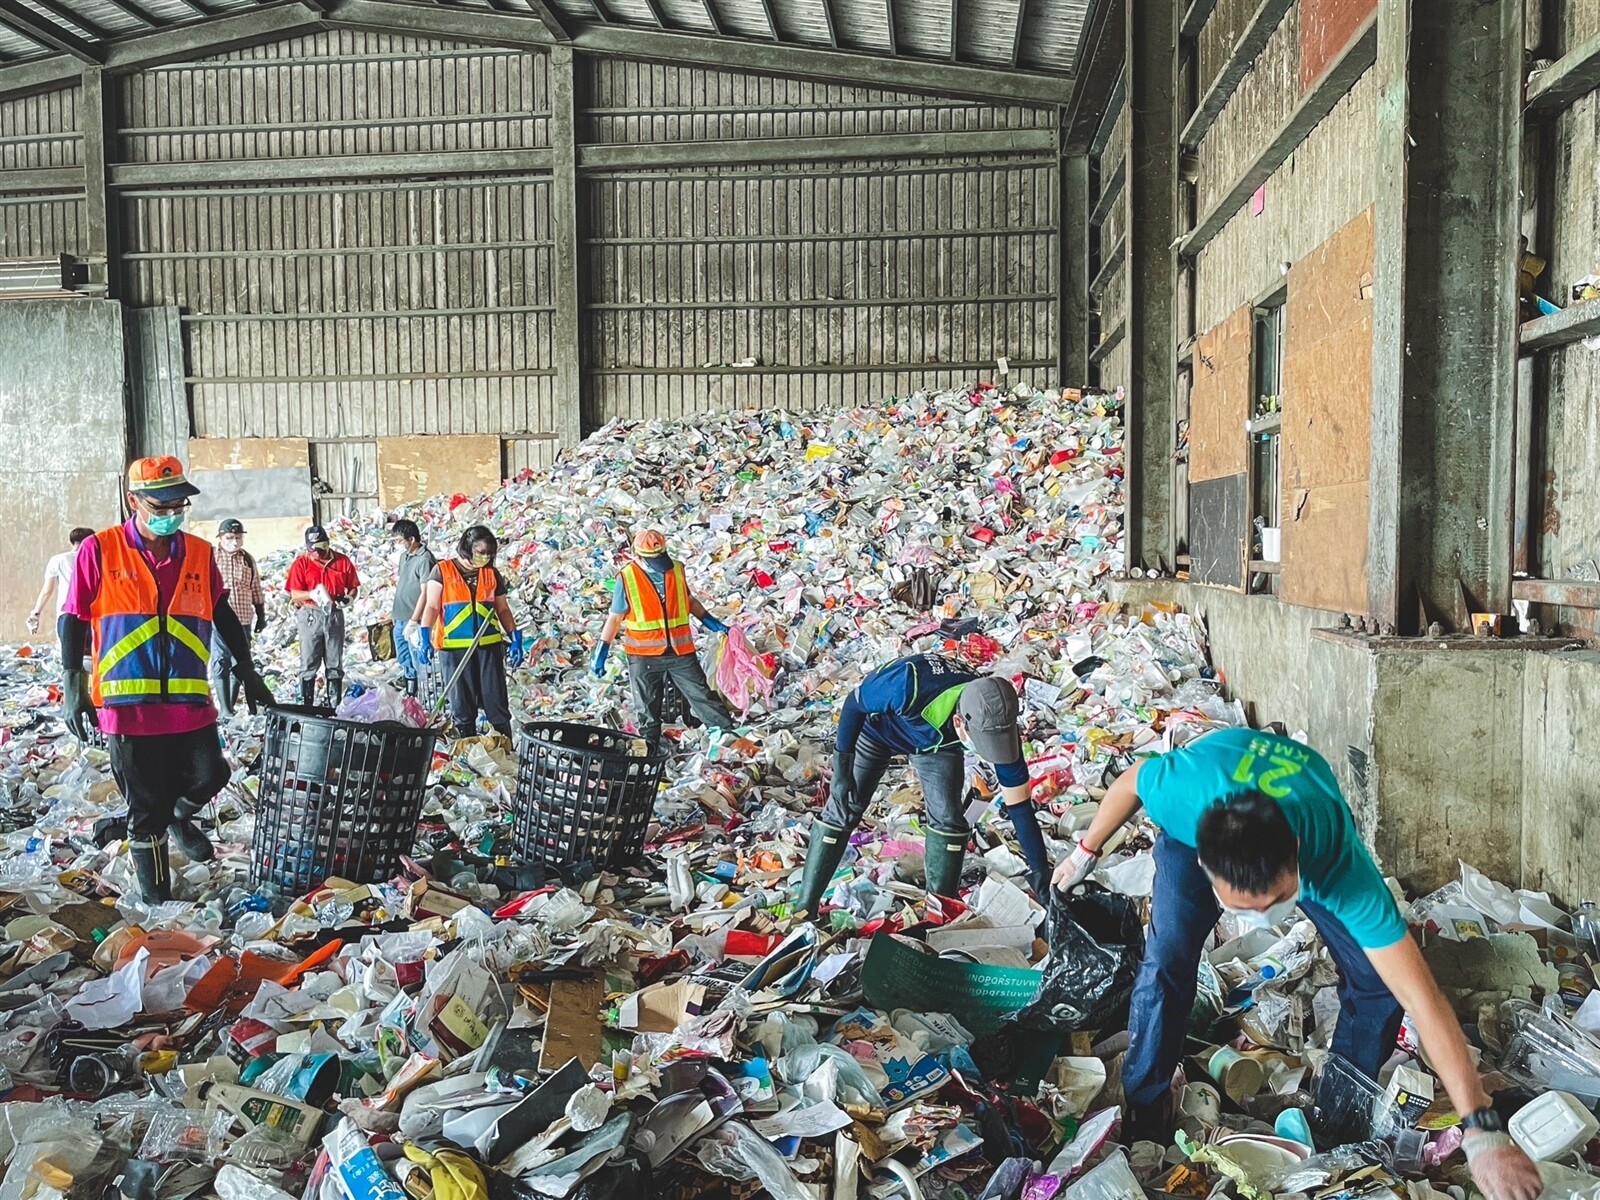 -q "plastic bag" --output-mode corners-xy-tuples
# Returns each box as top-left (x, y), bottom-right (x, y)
(713, 626), (774, 717)
(1009, 885), (1144, 1033)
